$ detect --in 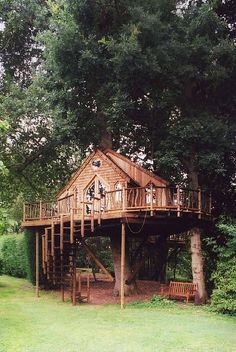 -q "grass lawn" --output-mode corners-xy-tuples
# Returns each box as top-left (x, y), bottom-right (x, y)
(0, 276), (236, 352)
